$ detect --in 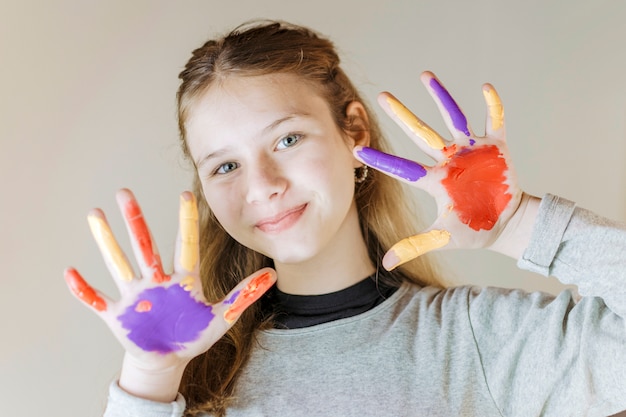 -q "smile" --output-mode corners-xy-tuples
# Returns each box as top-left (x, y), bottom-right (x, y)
(255, 204), (307, 234)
